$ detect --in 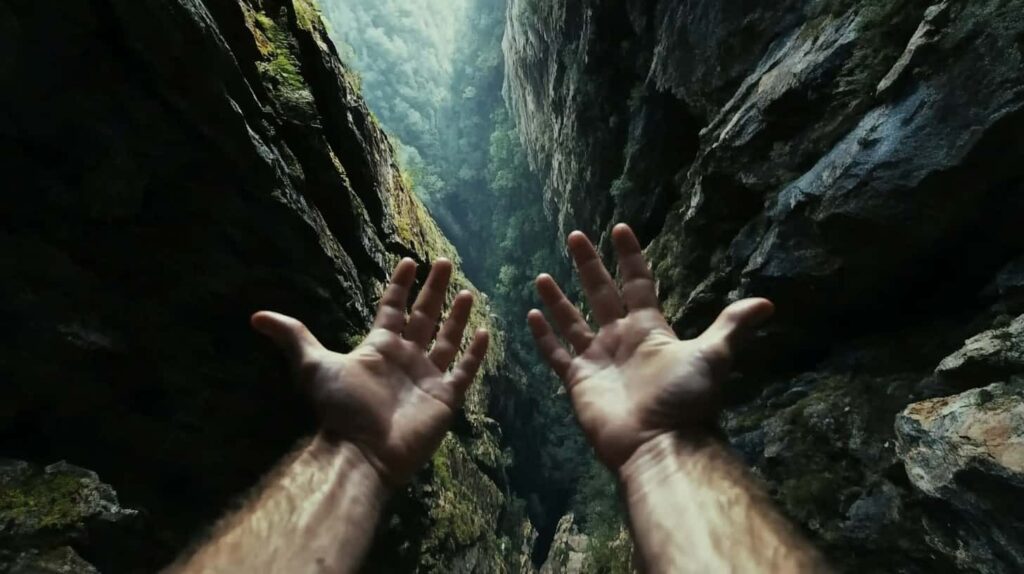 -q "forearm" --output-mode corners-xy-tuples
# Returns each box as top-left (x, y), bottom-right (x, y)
(619, 432), (829, 574)
(172, 434), (387, 574)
